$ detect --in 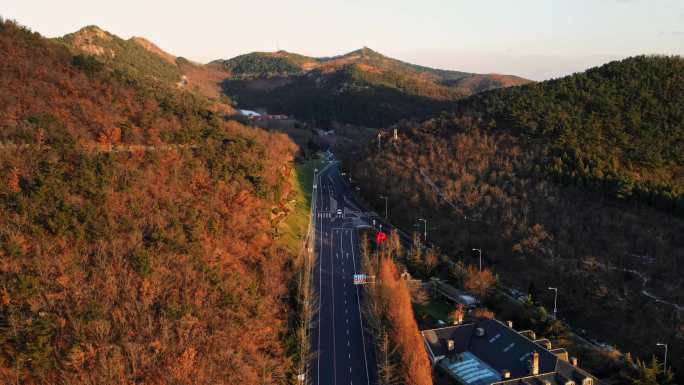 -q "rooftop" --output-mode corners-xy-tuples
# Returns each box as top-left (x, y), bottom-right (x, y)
(421, 319), (601, 385)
